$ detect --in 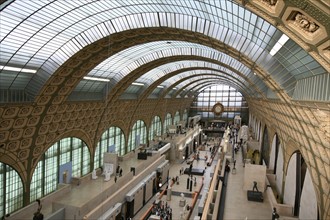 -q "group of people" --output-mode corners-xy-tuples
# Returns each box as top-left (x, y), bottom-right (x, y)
(193, 151), (200, 160)
(151, 200), (173, 220)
